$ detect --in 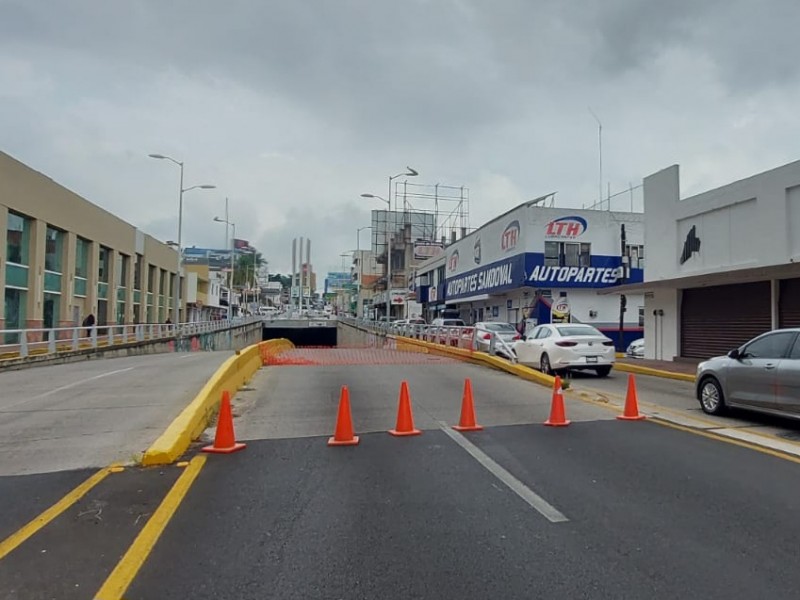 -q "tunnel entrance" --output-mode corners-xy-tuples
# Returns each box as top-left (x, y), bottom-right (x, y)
(262, 326), (337, 347)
